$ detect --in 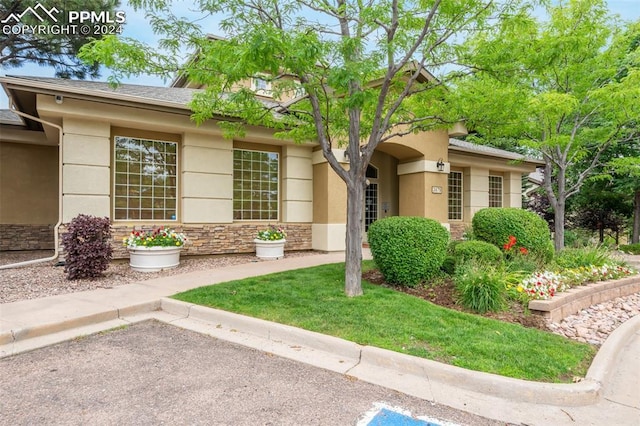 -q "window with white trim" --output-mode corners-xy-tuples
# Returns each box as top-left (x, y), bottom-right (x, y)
(233, 149), (279, 220)
(448, 171), (463, 221)
(489, 175), (503, 208)
(252, 76), (272, 96)
(114, 136), (178, 221)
